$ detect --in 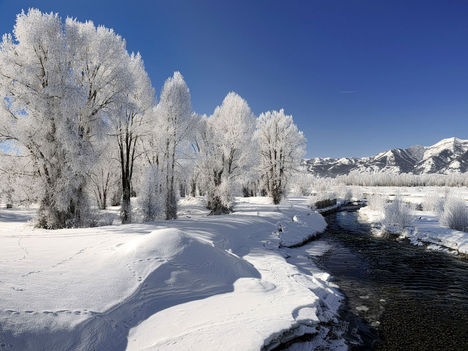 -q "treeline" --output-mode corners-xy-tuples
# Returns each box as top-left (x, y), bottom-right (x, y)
(287, 171), (468, 198)
(337, 171), (468, 187)
(0, 9), (306, 229)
